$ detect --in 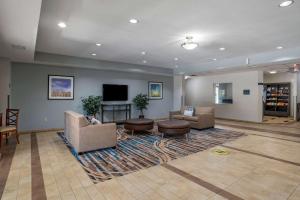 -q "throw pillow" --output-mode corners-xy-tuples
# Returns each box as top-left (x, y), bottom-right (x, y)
(183, 106), (194, 116)
(91, 117), (101, 125)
